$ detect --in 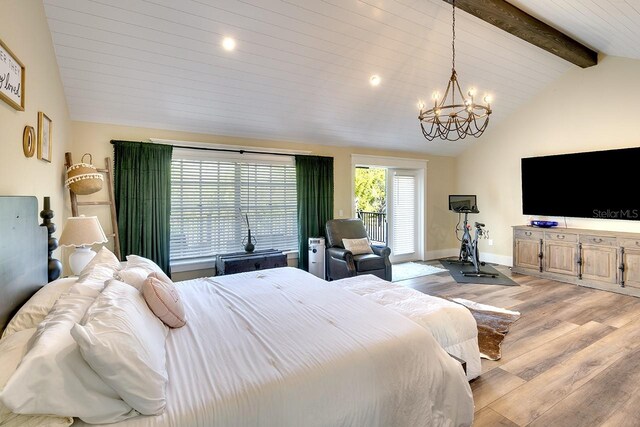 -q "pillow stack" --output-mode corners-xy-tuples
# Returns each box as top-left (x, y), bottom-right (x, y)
(0, 291), (138, 424)
(0, 329), (73, 427)
(1, 277), (76, 339)
(0, 249), (185, 424)
(72, 280), (169, 415)
(119, 256), (187, 328)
